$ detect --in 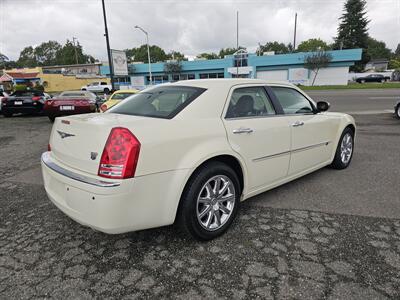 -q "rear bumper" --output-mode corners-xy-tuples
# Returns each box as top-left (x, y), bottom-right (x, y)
(2, 105), (43, 114)
(44, 106), (96, 117)
(41, 152), (189, 234)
